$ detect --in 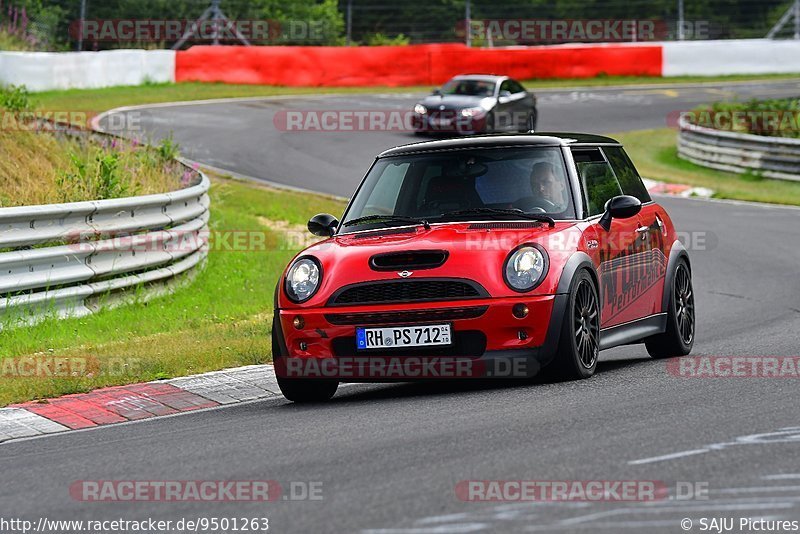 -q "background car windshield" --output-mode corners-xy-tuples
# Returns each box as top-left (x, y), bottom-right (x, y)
(440, 79), (496, 97)
(343, 147), (575, 229)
